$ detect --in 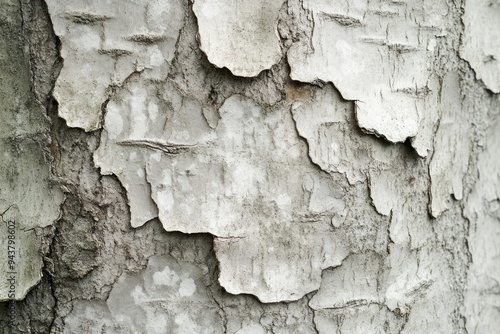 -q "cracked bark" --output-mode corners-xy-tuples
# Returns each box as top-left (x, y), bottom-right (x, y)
(0, 0), (499, 333)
